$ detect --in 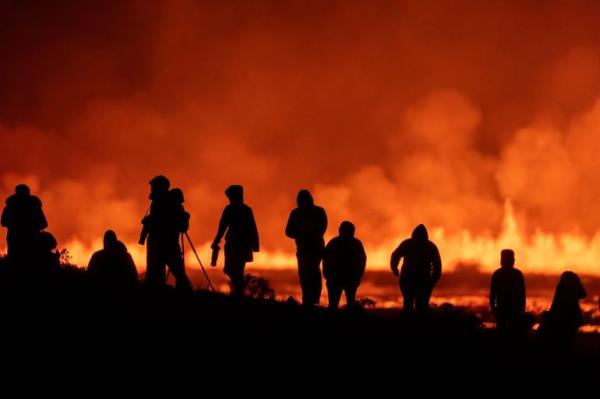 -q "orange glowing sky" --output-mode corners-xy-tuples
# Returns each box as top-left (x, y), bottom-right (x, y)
(2, 1), (600, 274)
